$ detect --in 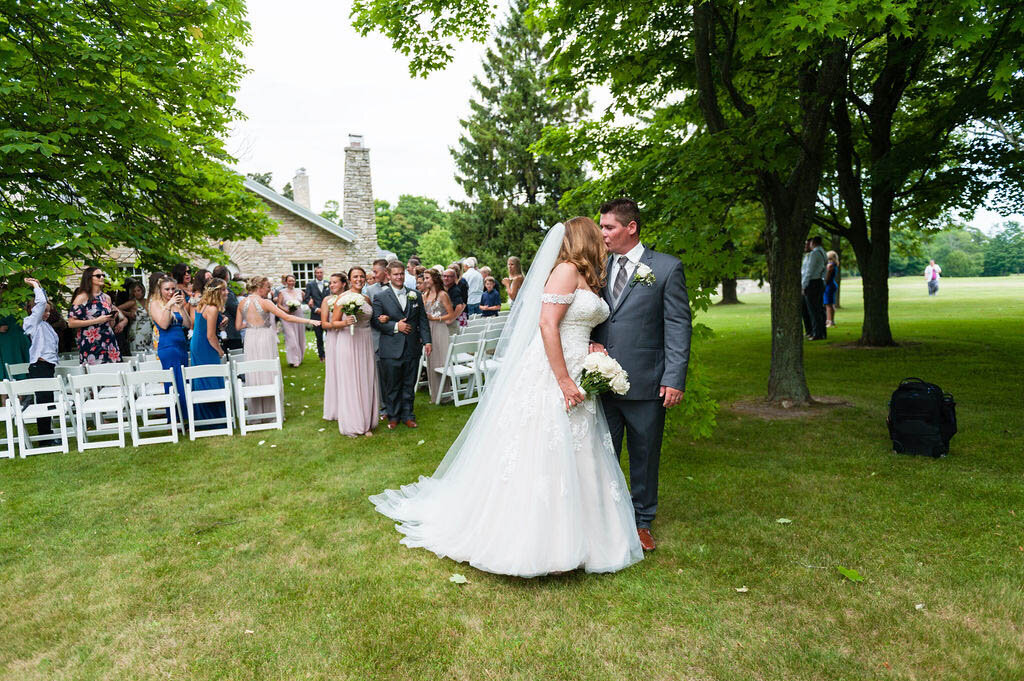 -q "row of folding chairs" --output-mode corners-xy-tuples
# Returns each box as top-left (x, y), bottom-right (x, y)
(4, 352), (161, 382)
(0, 356), (283, 459)
(415, 325), (505, 407)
